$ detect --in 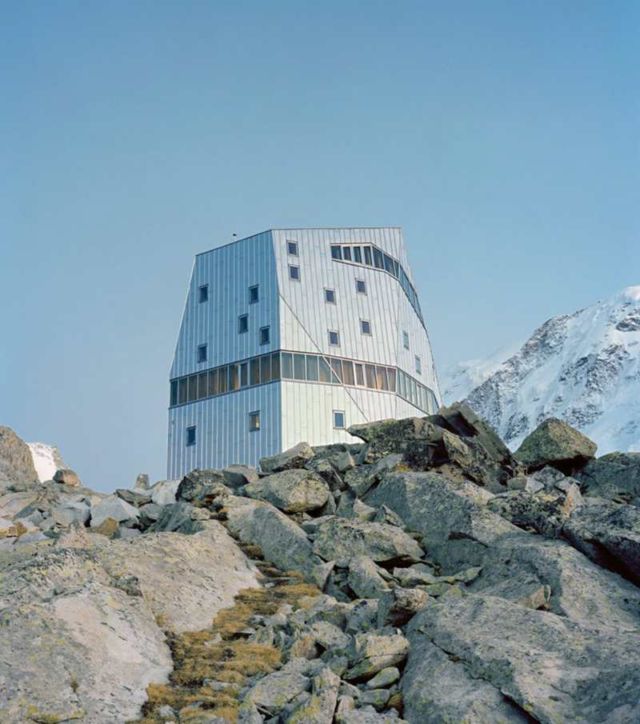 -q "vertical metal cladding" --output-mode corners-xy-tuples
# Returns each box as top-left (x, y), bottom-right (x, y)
(168, 227), (441, 478)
